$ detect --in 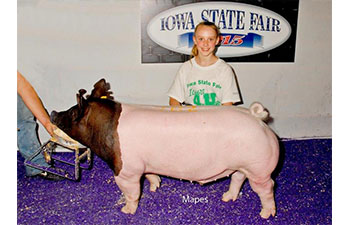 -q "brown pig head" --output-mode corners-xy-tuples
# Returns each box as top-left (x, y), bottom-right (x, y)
(50, 79), (123, 175)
